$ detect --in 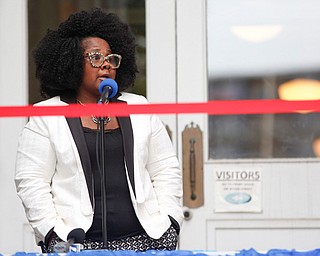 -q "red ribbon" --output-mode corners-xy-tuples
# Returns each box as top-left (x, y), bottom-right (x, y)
(0, 99), (320, 117)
